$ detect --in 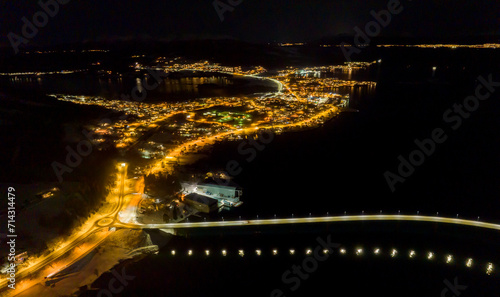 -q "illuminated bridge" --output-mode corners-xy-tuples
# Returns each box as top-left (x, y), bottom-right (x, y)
(113, 214), (499, 276)
(116, 214), (500, 232)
